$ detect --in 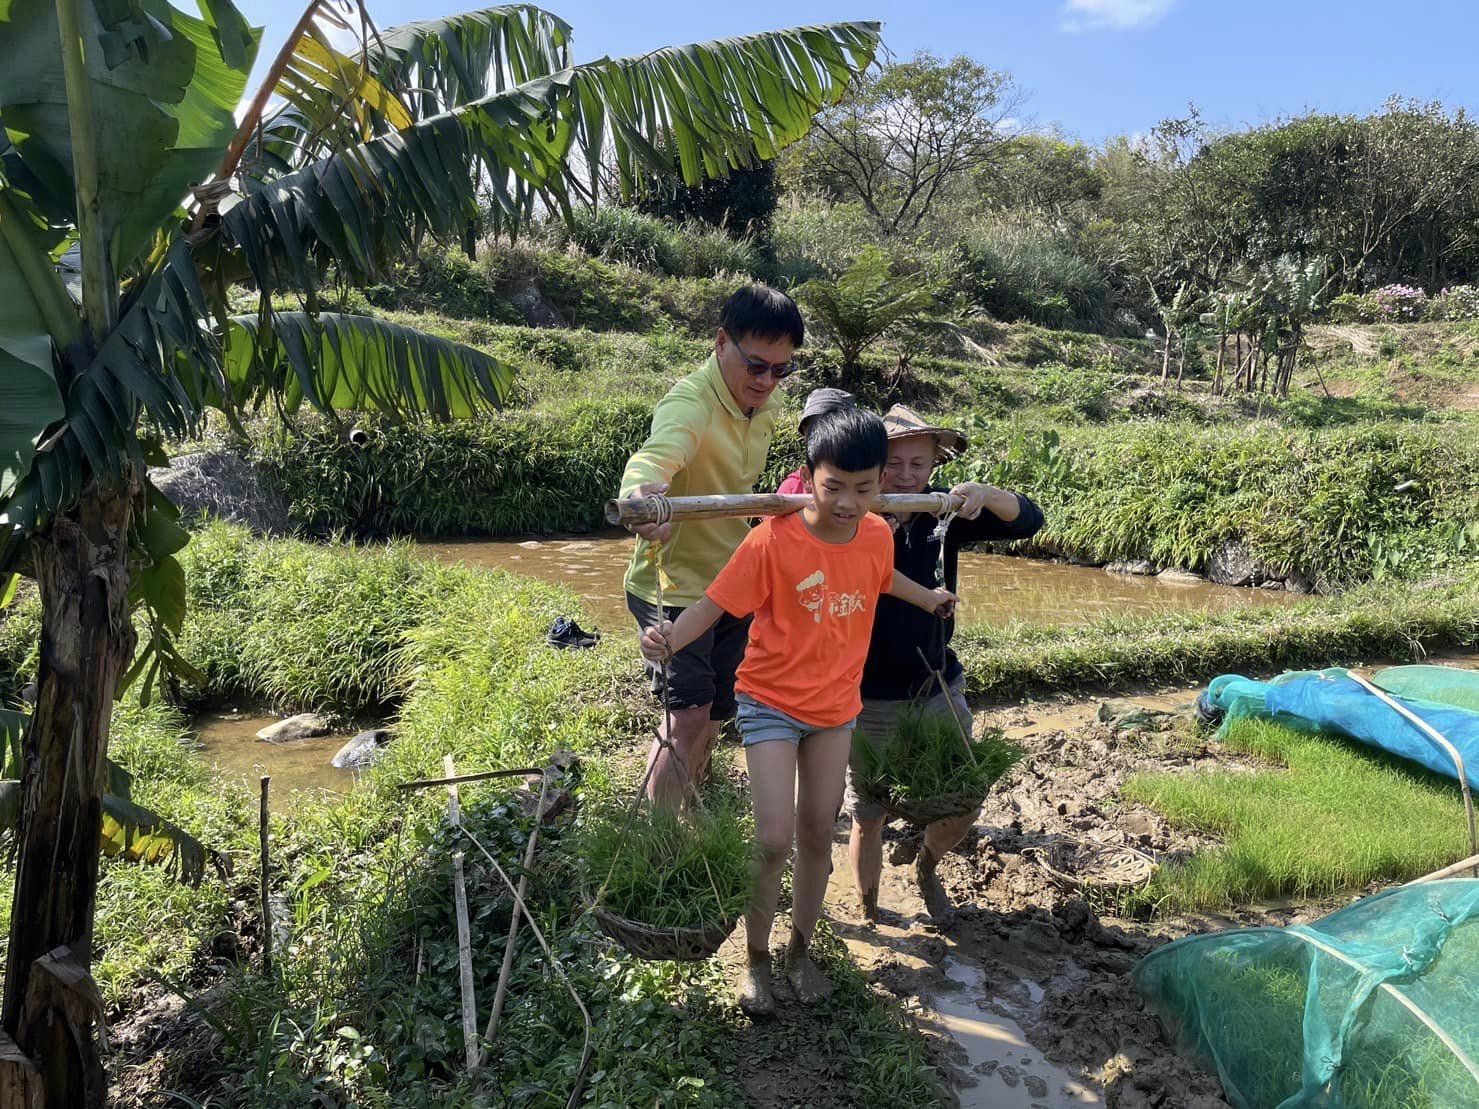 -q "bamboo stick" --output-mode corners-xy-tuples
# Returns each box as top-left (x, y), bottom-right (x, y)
(258, 776), (271, 976)
(605, 491), (964, 529)
(444, 754), (480, 1072)
(1402, 851), (1479, 887)
(479, 771), (550, 1059)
